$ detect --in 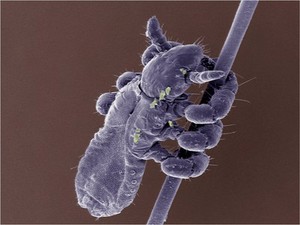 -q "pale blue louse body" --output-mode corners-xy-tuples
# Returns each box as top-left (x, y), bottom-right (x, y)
(75, 16), (238, 218)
